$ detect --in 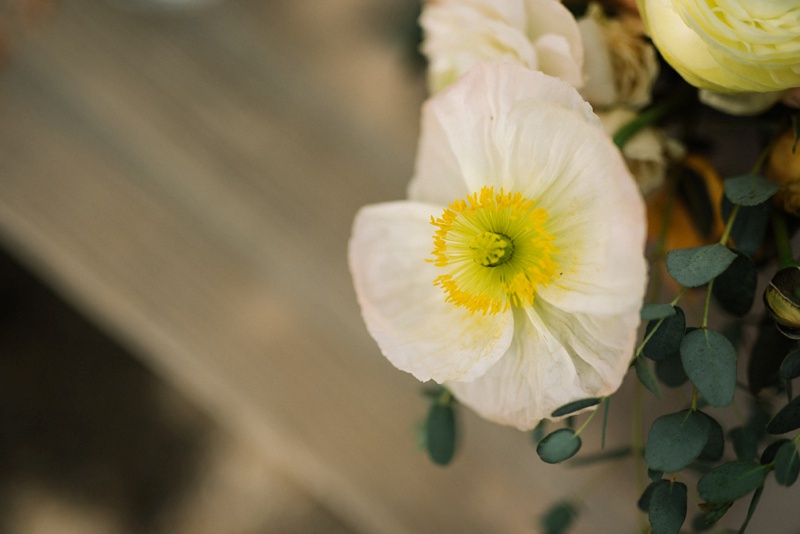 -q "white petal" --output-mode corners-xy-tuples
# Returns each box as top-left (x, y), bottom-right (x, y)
(446, 308), (586, 430)
(349, 201), (514, 383)
(523, 0), (585, 87)
(408, 64), (599, 204)
(447, 302), (637, 431)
